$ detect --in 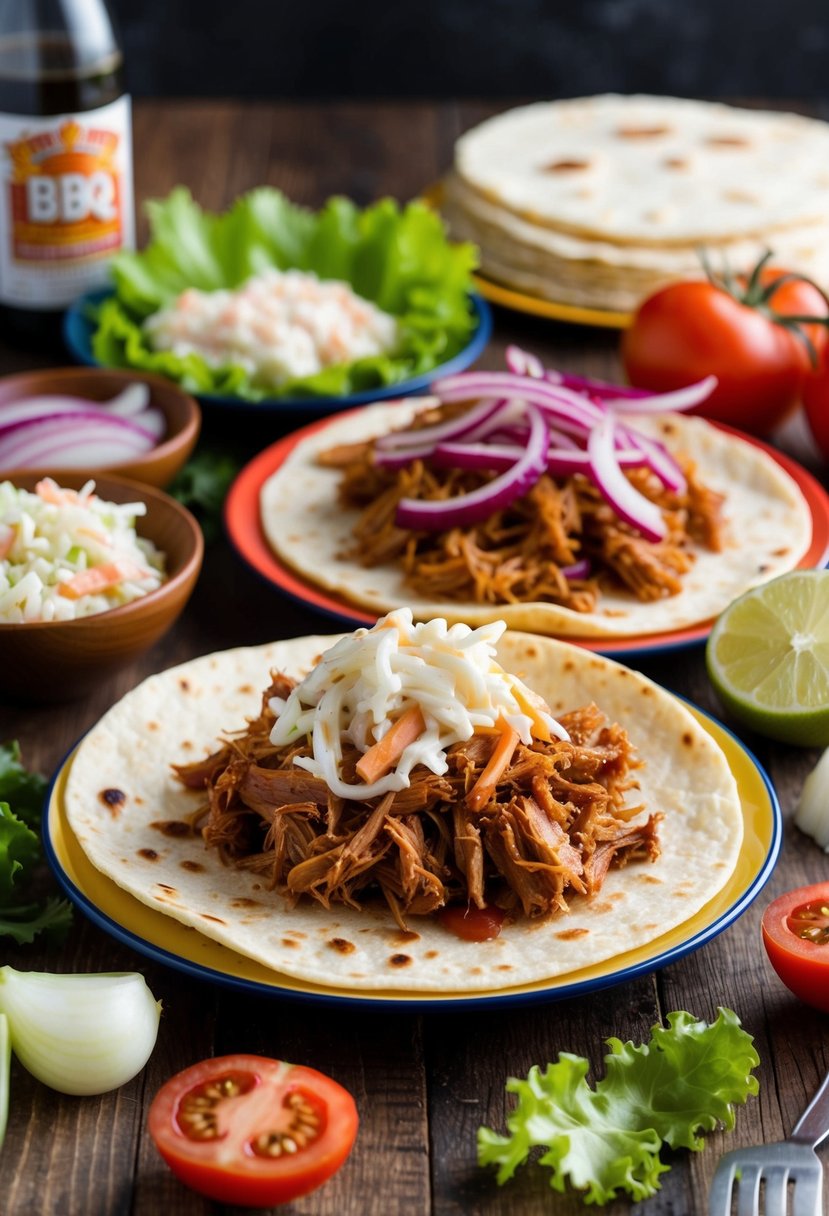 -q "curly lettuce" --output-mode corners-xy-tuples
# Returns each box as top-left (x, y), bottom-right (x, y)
(92, 188), (479, 401)
(478, 1008), (760, 1206)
